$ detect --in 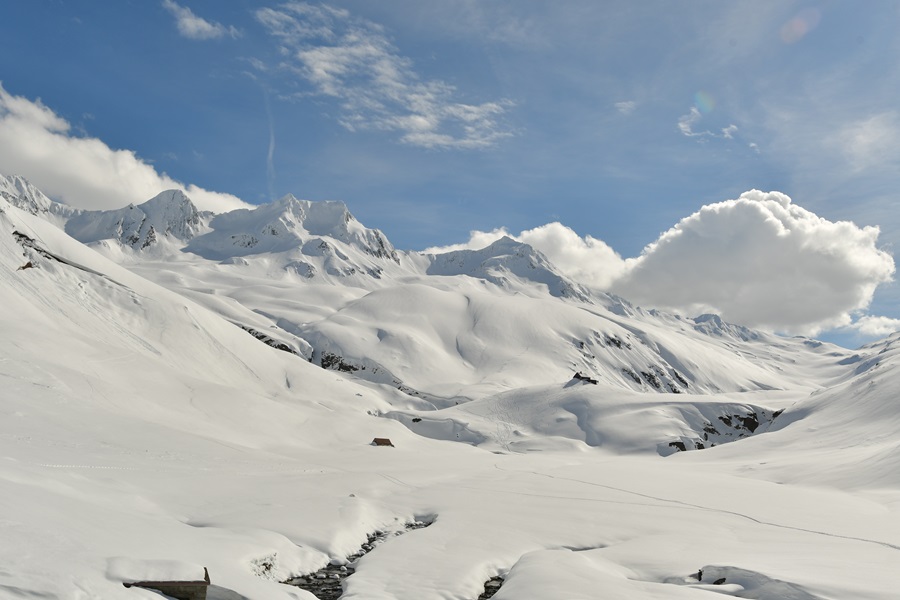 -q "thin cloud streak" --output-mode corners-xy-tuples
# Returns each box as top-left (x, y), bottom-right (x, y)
(264, 90), (276, 201)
